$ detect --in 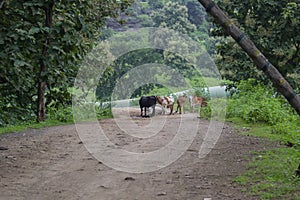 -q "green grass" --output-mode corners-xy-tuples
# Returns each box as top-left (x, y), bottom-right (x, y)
(229, 117), (300, 200)
(227, 117), (286, 142)
(0, 106), (113, 135)
(203, 77), (223, 87)
(234, 148), (300, 199)
(0, 119), (74, 135)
